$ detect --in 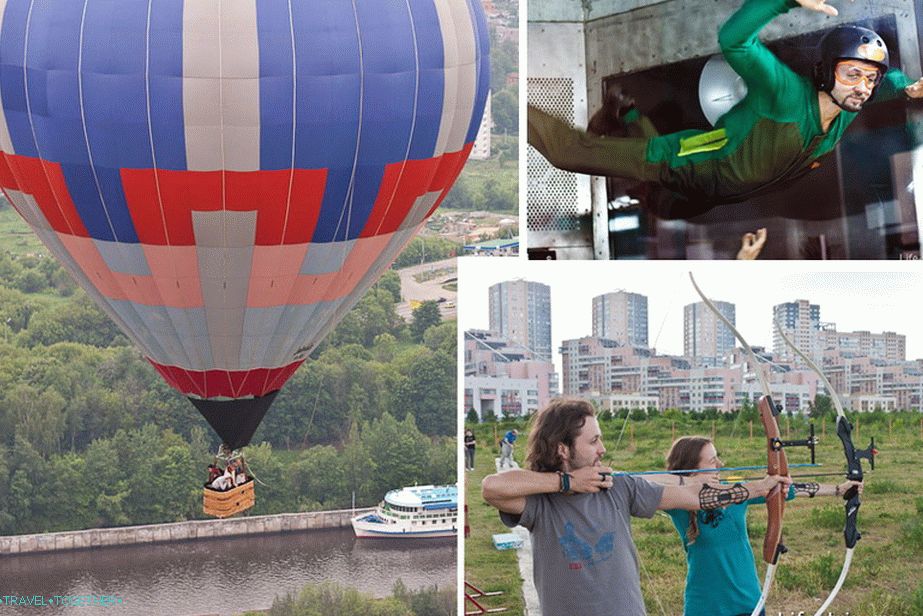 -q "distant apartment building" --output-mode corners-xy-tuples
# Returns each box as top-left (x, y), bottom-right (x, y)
(592, 291), (648, 348)
(560, 337), (818, 414)
(464, 329), (557, 420)
(684, 301), (736, 367)
(773, 300), (821, 366)
(470, 91), (492, 160)
(817, 329), (906, 362)
(488, 279), (552, 361)
(820, 350), (923, 412)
